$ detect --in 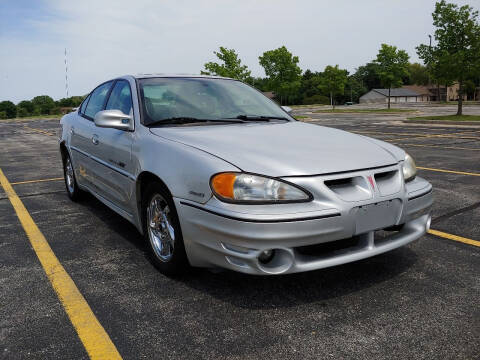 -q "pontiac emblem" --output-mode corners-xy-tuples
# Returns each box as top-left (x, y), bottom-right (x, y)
(367, 175), (375, 189)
